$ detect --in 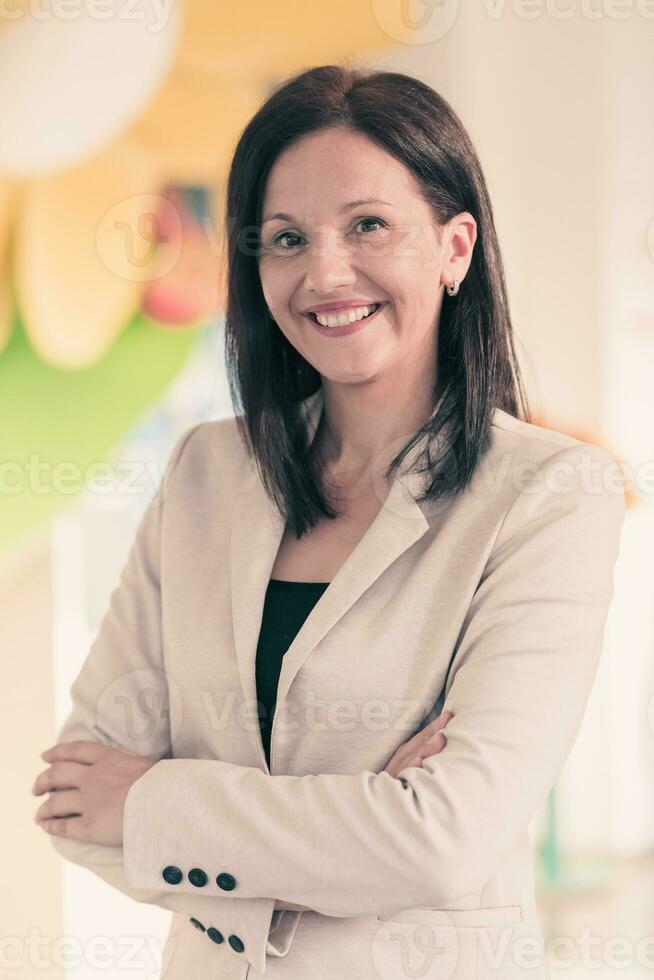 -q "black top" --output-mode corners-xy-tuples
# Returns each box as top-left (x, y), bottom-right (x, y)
(255, 578), (330, 769)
